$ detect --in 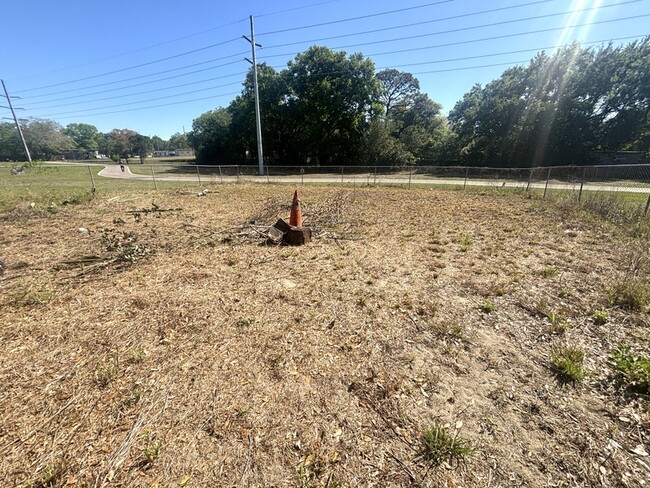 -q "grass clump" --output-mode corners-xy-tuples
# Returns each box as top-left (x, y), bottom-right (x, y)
(8, 282), (54, 308)
(480, 300), (495, 314)
(591, 310), (608, 325)
(419, 423), (473, 468)
(608, 280), (649, 311)
(551, 344), (585, 382)
(458, 234), (473, 252)
(142, 442), (161, 466)
(28, 462), (66, 488)
(609, 345), (650, 394)
(540, 266), (557, 278)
